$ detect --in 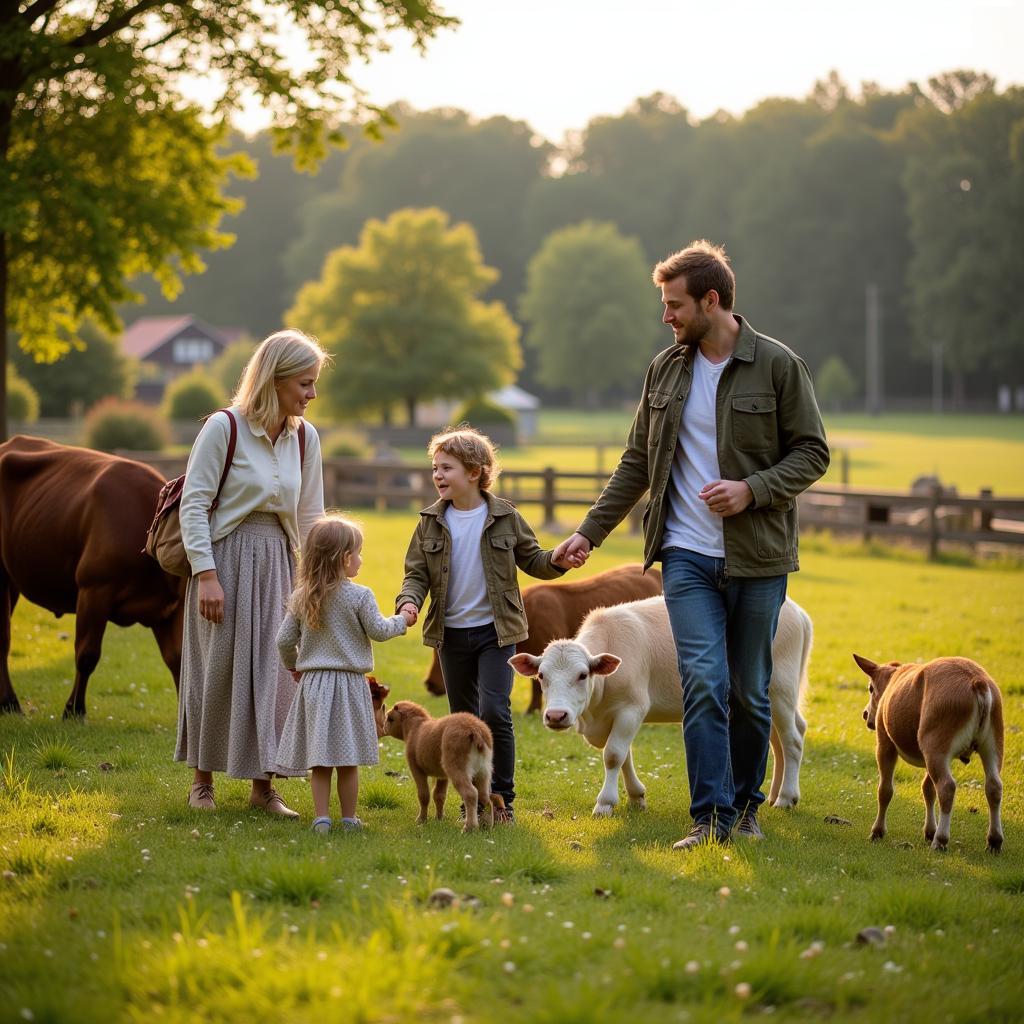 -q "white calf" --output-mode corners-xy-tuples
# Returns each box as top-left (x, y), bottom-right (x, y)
(510, 595), (812, 817)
